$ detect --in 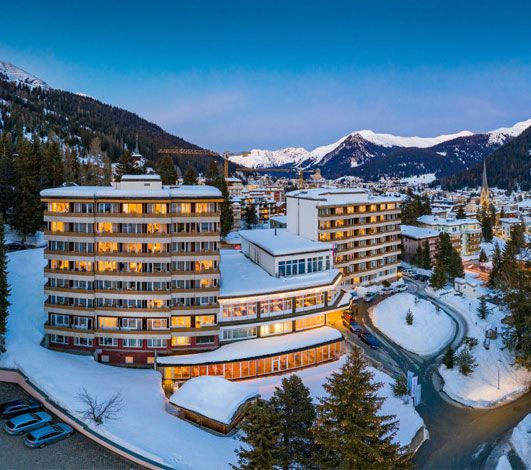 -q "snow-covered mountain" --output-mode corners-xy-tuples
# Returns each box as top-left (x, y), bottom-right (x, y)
(0, 61), (50, 89)
(229, 119), (531, 179)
